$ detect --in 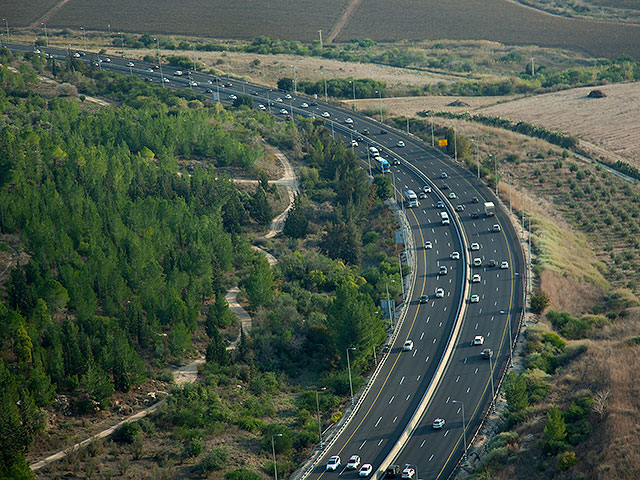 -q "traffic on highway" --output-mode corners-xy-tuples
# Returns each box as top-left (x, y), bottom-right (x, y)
(6, 43), (525, 480)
